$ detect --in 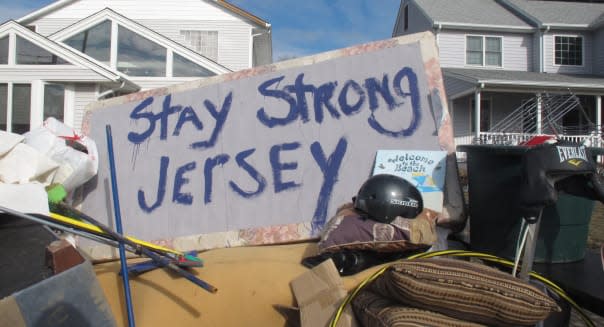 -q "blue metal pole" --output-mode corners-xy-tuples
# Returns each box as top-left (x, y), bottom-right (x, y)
(106, 125), (136, 327)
